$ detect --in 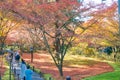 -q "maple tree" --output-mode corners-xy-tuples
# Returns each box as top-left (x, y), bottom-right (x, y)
(20, 24), (44, 62)
(0, 3), (19, 52)
(2, 0), (103, 77)
(0, 0), (111, 77)
(96, 2), (119, 47)
(78, 1), (120, 60)
(77, 1), (118, 46)
(96, 2), (120, 58)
